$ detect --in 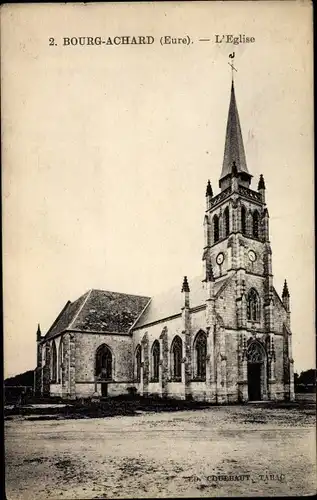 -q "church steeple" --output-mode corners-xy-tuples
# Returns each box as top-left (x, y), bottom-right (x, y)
(219, 81), (252, 191)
